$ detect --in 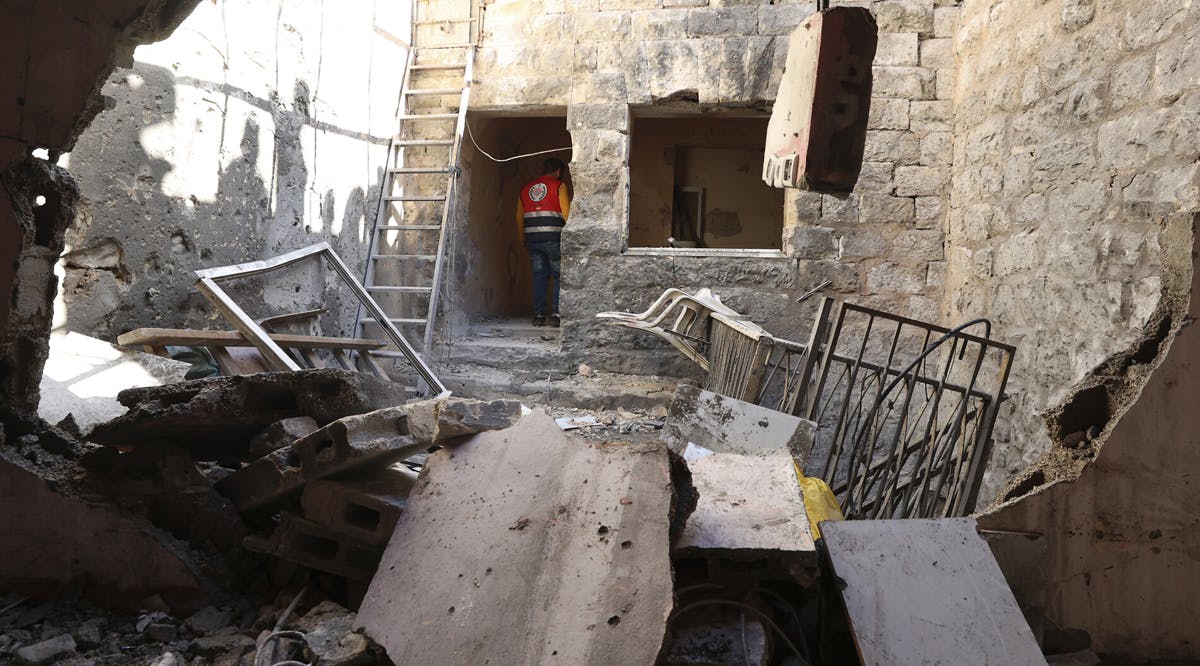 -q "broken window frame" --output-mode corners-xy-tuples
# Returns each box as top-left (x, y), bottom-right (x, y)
(194, 242), (449, 397)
